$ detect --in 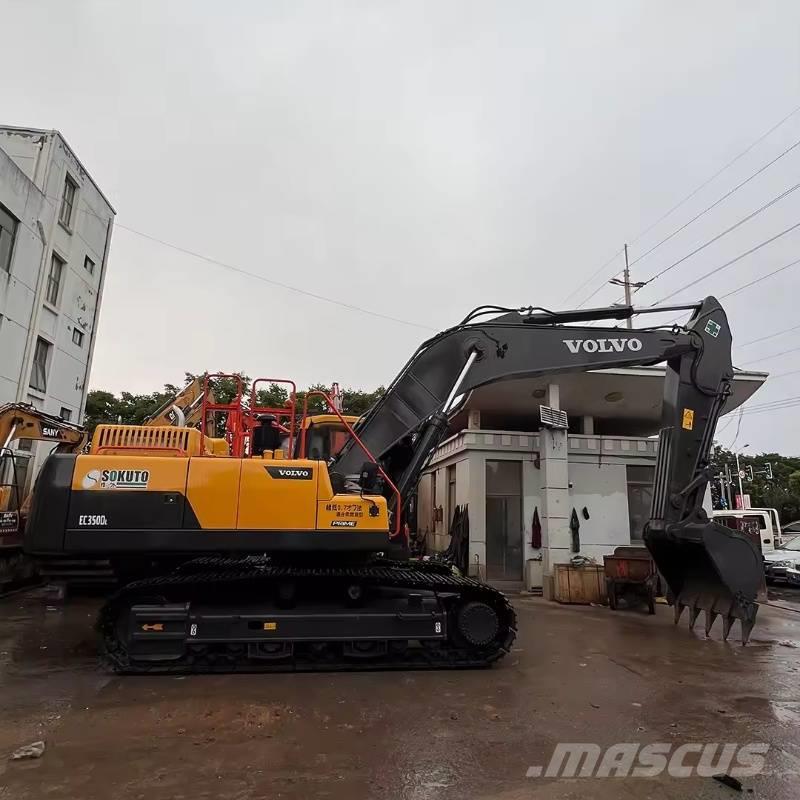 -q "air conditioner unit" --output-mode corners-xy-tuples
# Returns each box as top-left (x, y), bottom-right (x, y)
(540, 405), (568, 429)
